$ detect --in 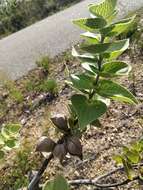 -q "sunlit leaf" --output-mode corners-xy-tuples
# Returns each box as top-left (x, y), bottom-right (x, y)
(81, 32), (100, 44)
(81, 63), (98, 75)
(96, 79), (138, 104)
(73, 17), (107, 32)
(82, 61), (131, 77)
(101, 61), (132, 77)
(131, 142), (142, 153)
(72, 47), (98, 63)
(71, 94), (107, 130)
(81, 39), (129, 59)
(122, 158), (134, 180)
(106, 10), (118, 23)
(1, 128), (11, 140)
(101, 16), (136, 37)
(70, 74), (95, 91)
(88, 0), (117, 19)
(126, 150), (140, 164)
(113, 155), (123, 164)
